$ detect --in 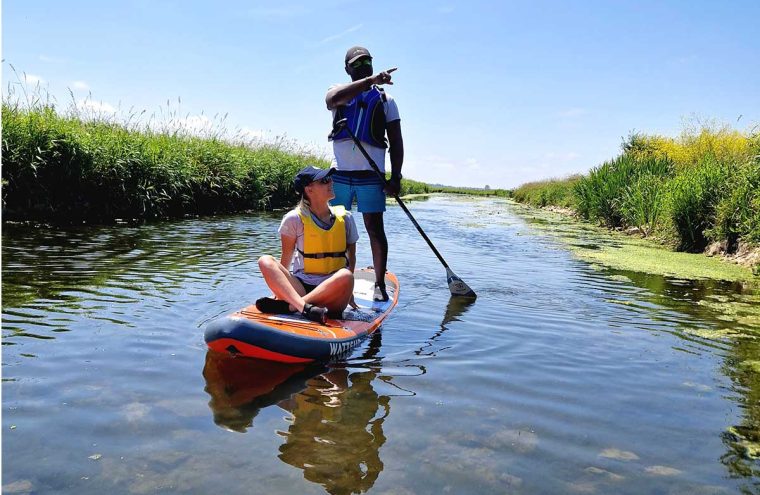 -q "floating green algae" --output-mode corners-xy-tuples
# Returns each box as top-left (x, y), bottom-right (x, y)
(726, 426), (760, 459)
(681, 326), (742, 340)
(509, 201), (760, 347)
(510, 201), (758, 284)
(739, 361), (760, 374)
(571, 241), (754, 283)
